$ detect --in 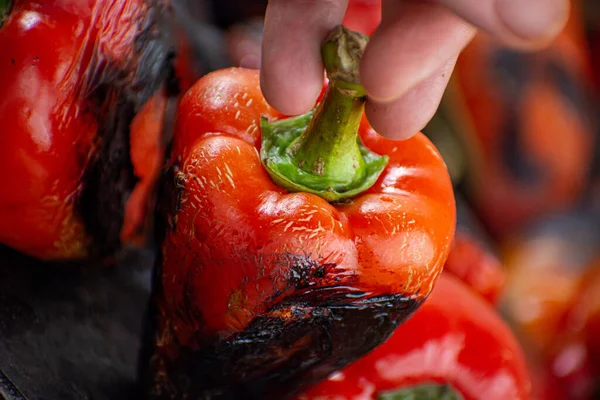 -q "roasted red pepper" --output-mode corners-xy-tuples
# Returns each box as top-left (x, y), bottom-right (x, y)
(444, 230), (506, 305)
(140, 26), (455, 399)
(298, 273), (531, 400)
(501, 212), (600, 399)
(449, 5), (596, 239)
(0, 0), (171, 260)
